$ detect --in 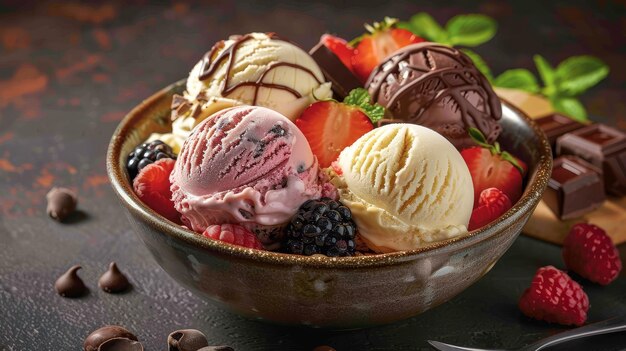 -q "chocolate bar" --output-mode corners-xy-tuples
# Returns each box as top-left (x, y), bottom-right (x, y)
(535, 113), (585, 154)
(543, 156), (605, 220)
(557, 124), (626, 196)
(309, 41), (362, 99)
